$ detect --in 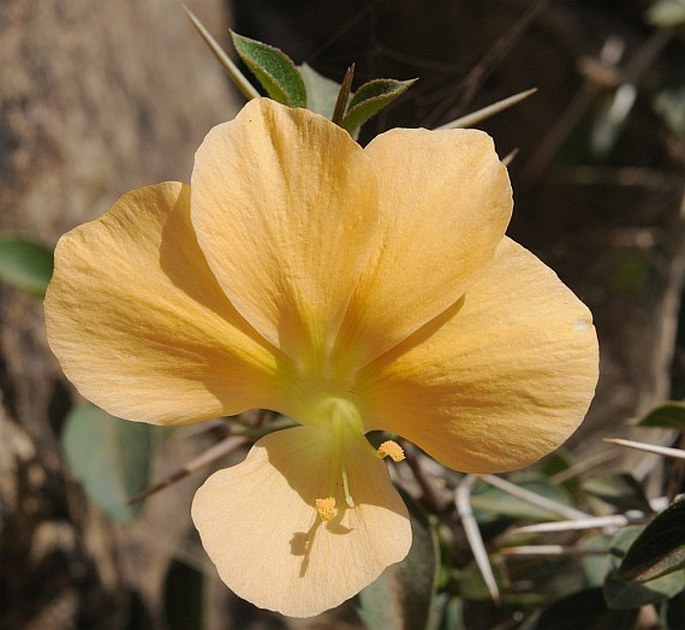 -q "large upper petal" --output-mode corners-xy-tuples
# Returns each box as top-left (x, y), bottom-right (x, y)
(191, 426), (411, 618)
(45, 182), (286, 425)
(191, 99), (378, 367)
(332, 127), (512, 369)
(356, 237), (599, 472)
